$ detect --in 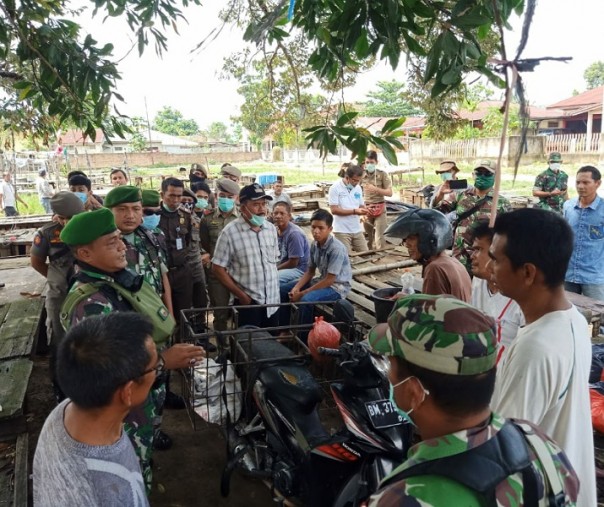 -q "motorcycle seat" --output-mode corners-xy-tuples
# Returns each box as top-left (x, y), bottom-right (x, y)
(259, 364), (323, 414)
